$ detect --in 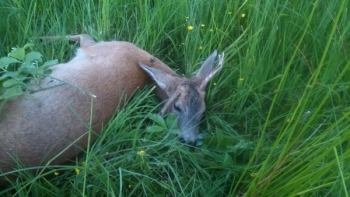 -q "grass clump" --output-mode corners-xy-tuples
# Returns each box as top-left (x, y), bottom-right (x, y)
(0, 0), (350, 196)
